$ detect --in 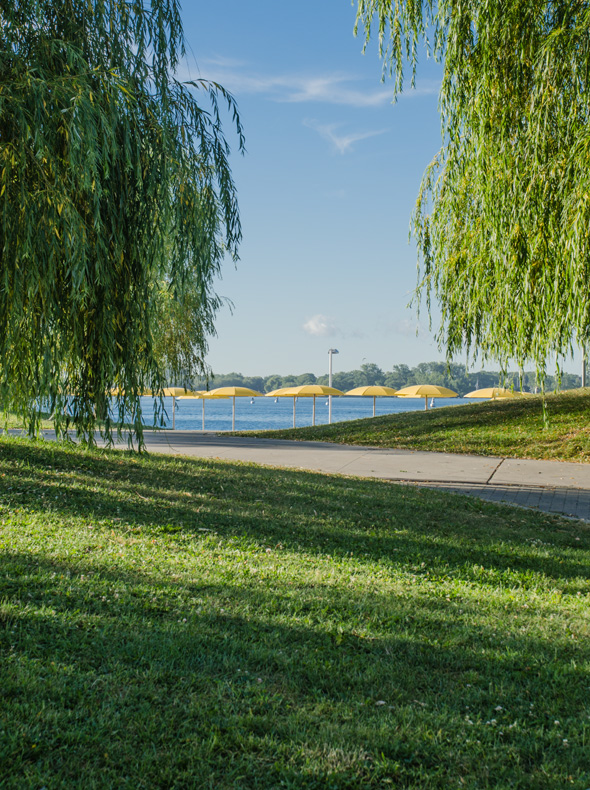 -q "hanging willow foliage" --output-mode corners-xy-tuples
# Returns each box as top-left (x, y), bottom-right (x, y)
(0, 0), (244, 443)
(355, 1), (590, 376)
